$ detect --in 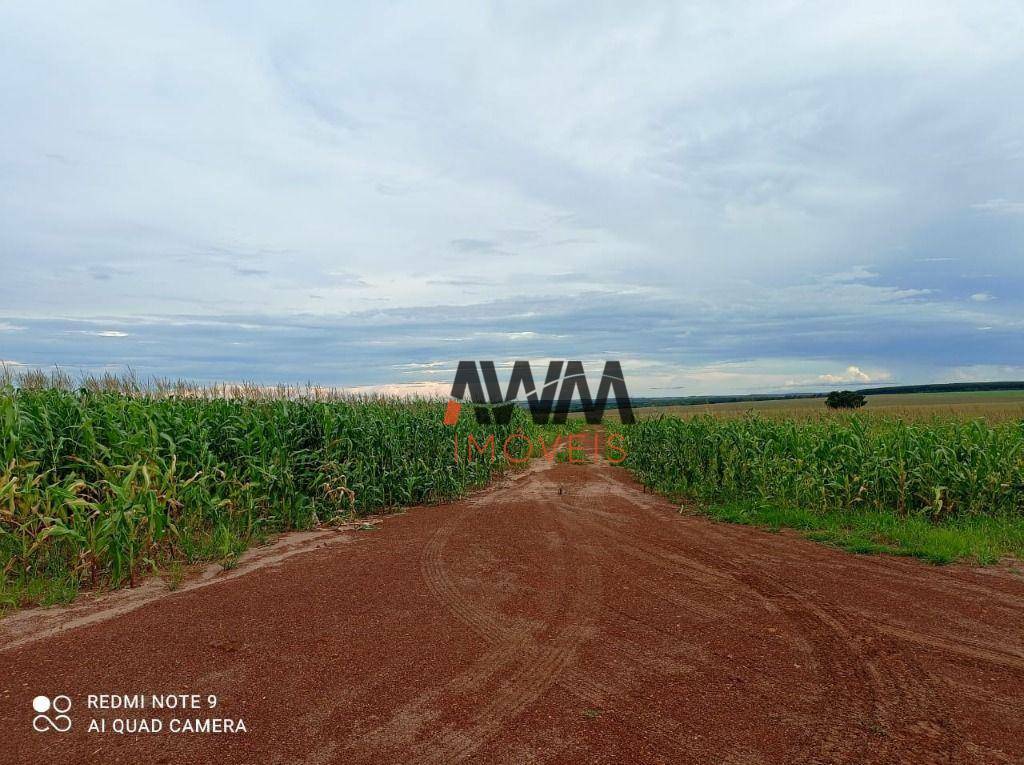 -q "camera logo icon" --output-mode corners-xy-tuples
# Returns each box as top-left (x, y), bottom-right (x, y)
(32, 695), (72, 733)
